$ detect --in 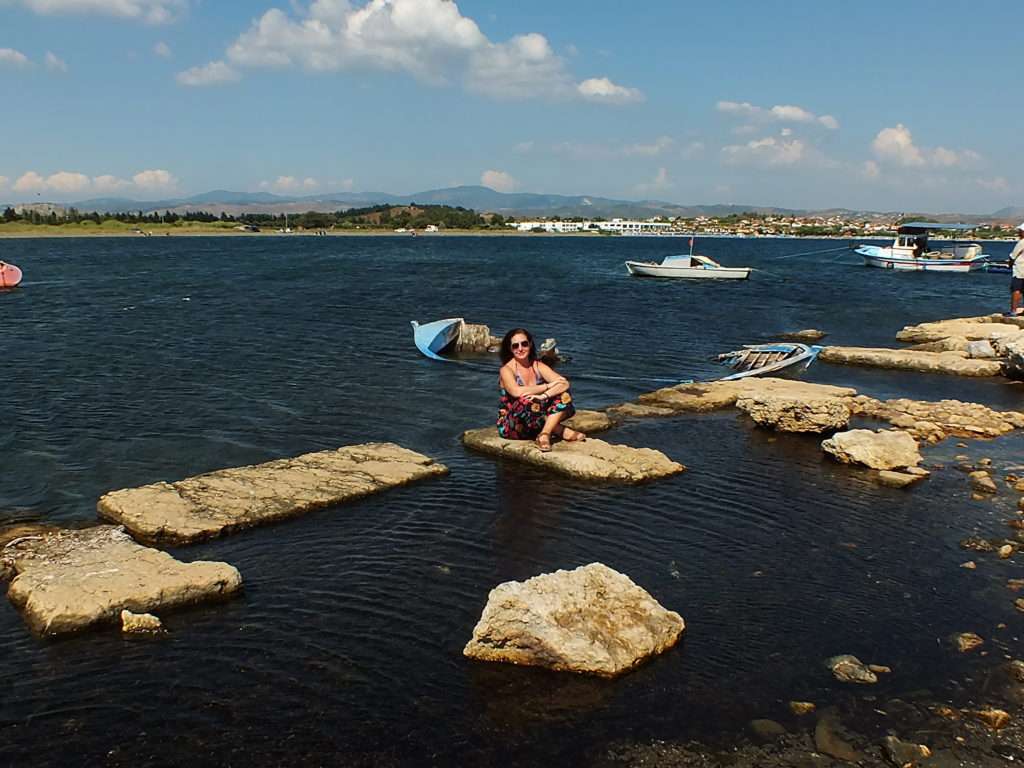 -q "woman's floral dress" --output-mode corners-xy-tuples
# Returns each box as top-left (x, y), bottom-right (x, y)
(496, 363), (575, 439)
